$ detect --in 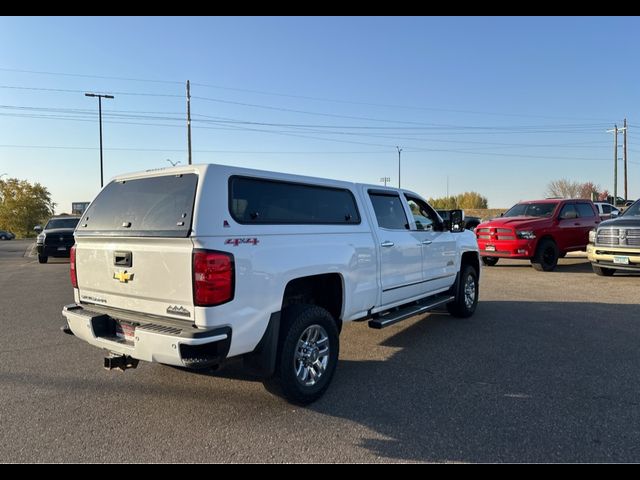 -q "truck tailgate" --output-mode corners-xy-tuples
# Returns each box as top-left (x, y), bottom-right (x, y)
(76, 236), (195, 320)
